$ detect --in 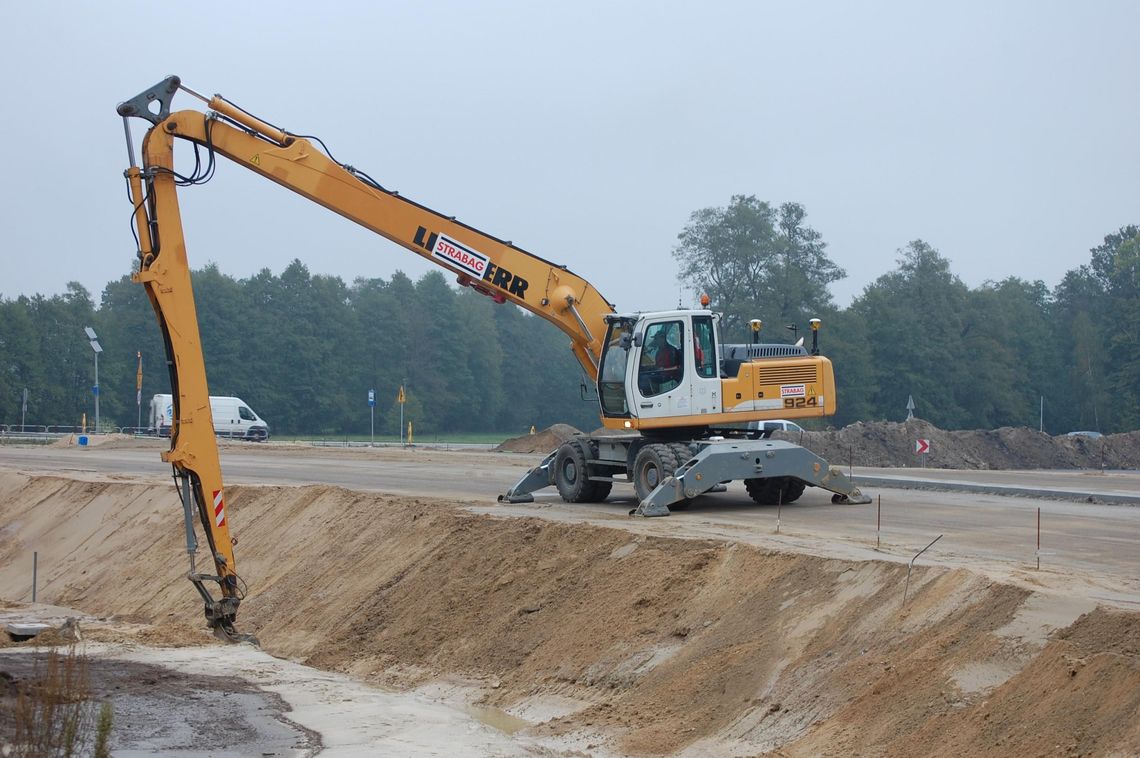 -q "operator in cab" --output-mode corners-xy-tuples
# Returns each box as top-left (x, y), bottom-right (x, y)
(640, 326), (683, 394)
